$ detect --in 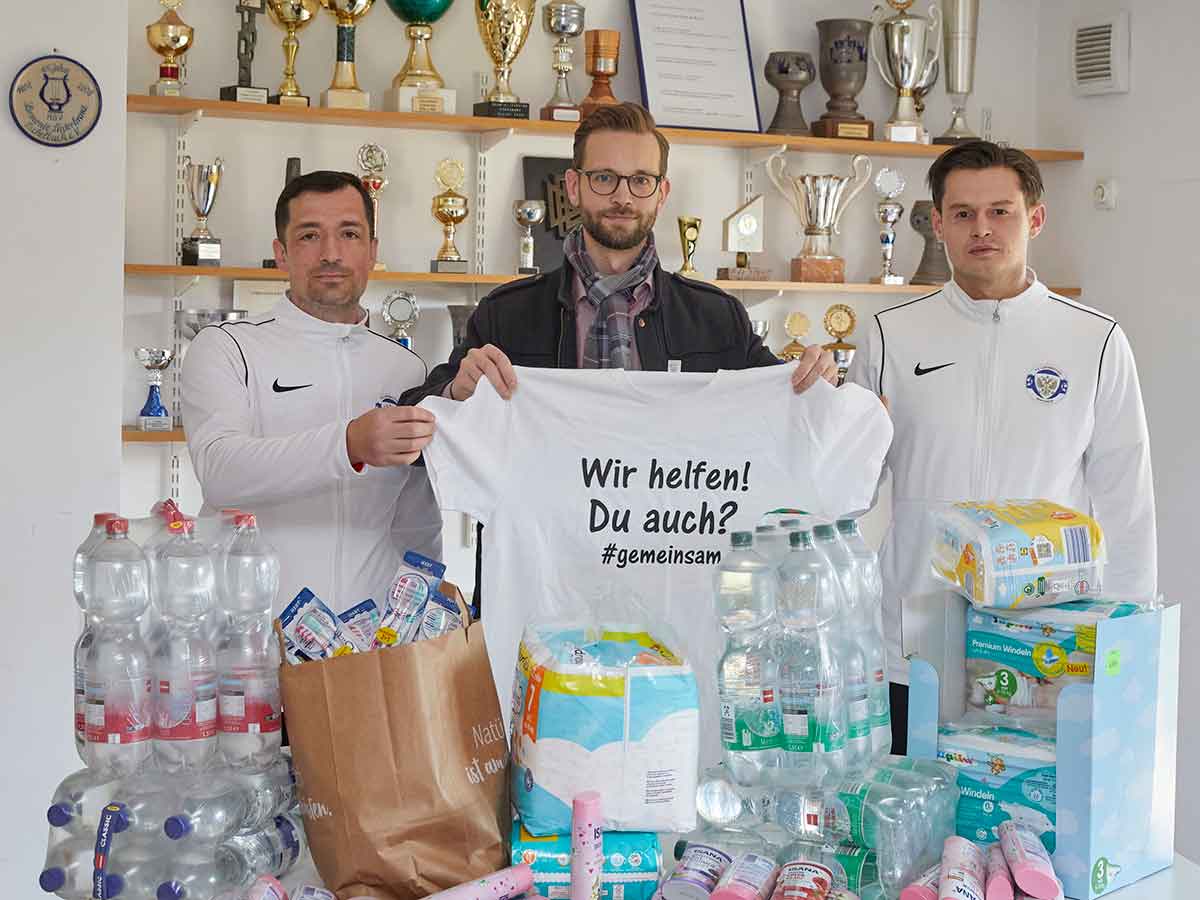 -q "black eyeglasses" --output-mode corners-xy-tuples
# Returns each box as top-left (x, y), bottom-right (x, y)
(577, 169), (664, 198)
